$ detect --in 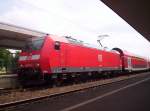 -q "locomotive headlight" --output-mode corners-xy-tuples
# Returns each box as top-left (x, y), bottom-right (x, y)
(31, 55), (40, 60)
